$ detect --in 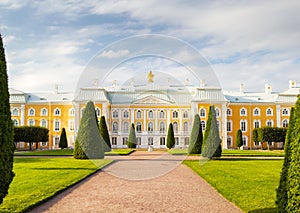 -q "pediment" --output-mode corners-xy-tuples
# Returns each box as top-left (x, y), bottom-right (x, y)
(132, 95), (171, 104)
